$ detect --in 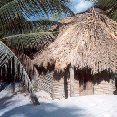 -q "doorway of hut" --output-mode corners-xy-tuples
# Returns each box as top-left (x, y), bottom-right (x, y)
(74, 68), (94, 96)
(71, 68), (116, 97)
(51, 67), (117, 99)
